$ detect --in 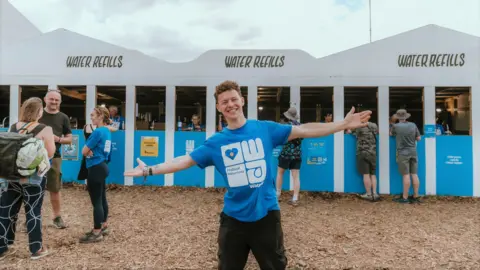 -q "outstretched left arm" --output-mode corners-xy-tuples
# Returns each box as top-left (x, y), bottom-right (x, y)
(287, 107), (372, 141)
(288, 121), (347, 141)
